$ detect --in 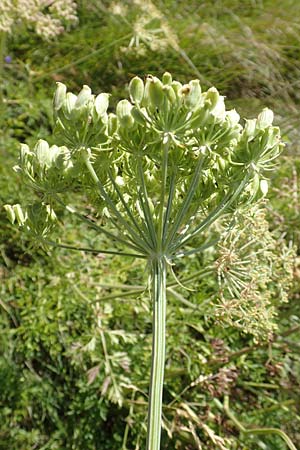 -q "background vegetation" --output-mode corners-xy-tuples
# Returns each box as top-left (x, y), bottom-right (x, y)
(1, 1), (300, 448)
